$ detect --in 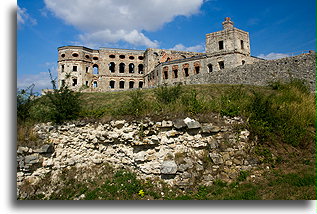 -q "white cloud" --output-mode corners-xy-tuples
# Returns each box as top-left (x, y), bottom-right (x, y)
(257, 52), (290, 60)
(17, 63), (58, 93)
(44, 0), (204, 48)
(171, 43), (204, 52)
(17, 5), (37, 27)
